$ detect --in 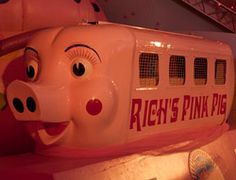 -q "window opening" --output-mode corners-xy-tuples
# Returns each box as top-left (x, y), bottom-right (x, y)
(215, 59), (226, 85)
(139, 53), (159, 87)
(169, 55), (185, 85)
(194, 58), (207, 85)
